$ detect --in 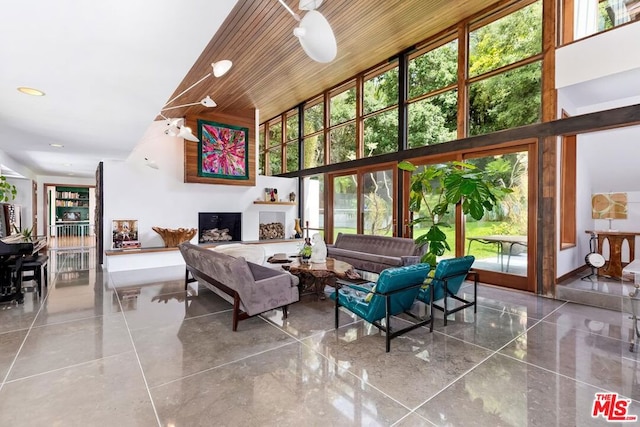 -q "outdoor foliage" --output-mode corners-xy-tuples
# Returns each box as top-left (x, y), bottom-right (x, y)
(399, 160), (512, 265)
